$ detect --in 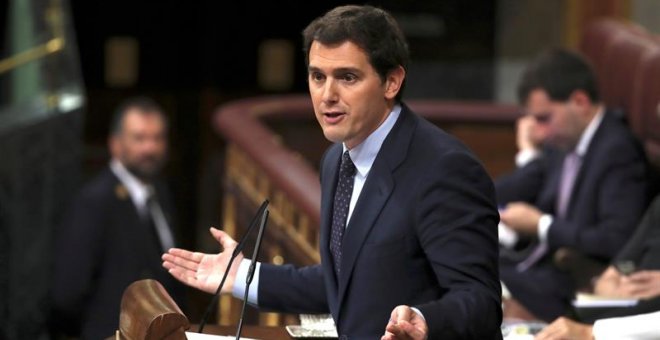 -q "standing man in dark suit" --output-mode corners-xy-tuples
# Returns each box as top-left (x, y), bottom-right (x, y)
(497, 48), (649, 321)
(52, 97), (186, 340)
(163, 5), (502, 339)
